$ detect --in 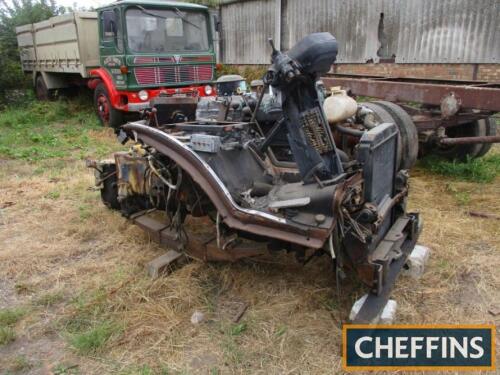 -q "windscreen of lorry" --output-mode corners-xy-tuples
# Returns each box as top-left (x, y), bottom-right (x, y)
(126, 7), (209, 53)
